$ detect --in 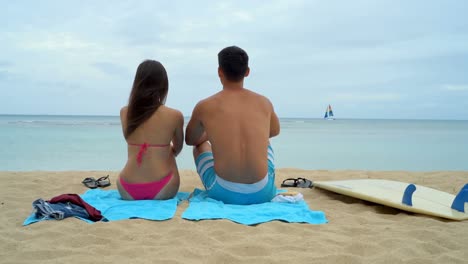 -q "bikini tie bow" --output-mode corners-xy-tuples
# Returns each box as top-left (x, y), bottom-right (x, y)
(136, 143), (149, 166)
